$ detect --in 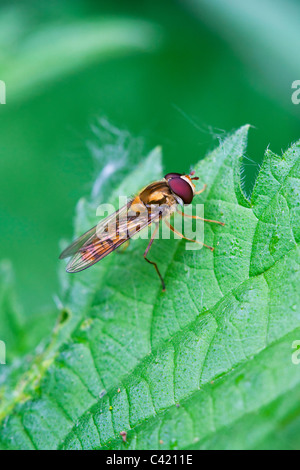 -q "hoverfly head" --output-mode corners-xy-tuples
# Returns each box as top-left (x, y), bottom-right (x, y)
(164, 172), (196, 205)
